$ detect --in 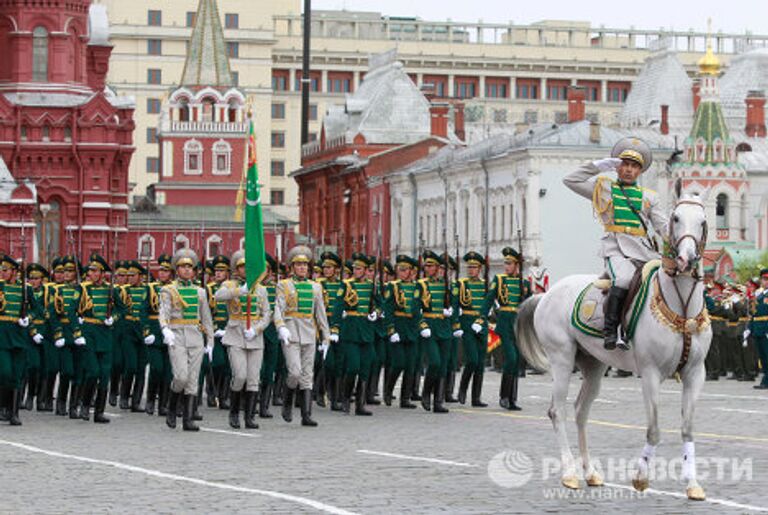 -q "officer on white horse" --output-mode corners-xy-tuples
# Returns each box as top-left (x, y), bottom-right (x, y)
(564, 137), (668, 350)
